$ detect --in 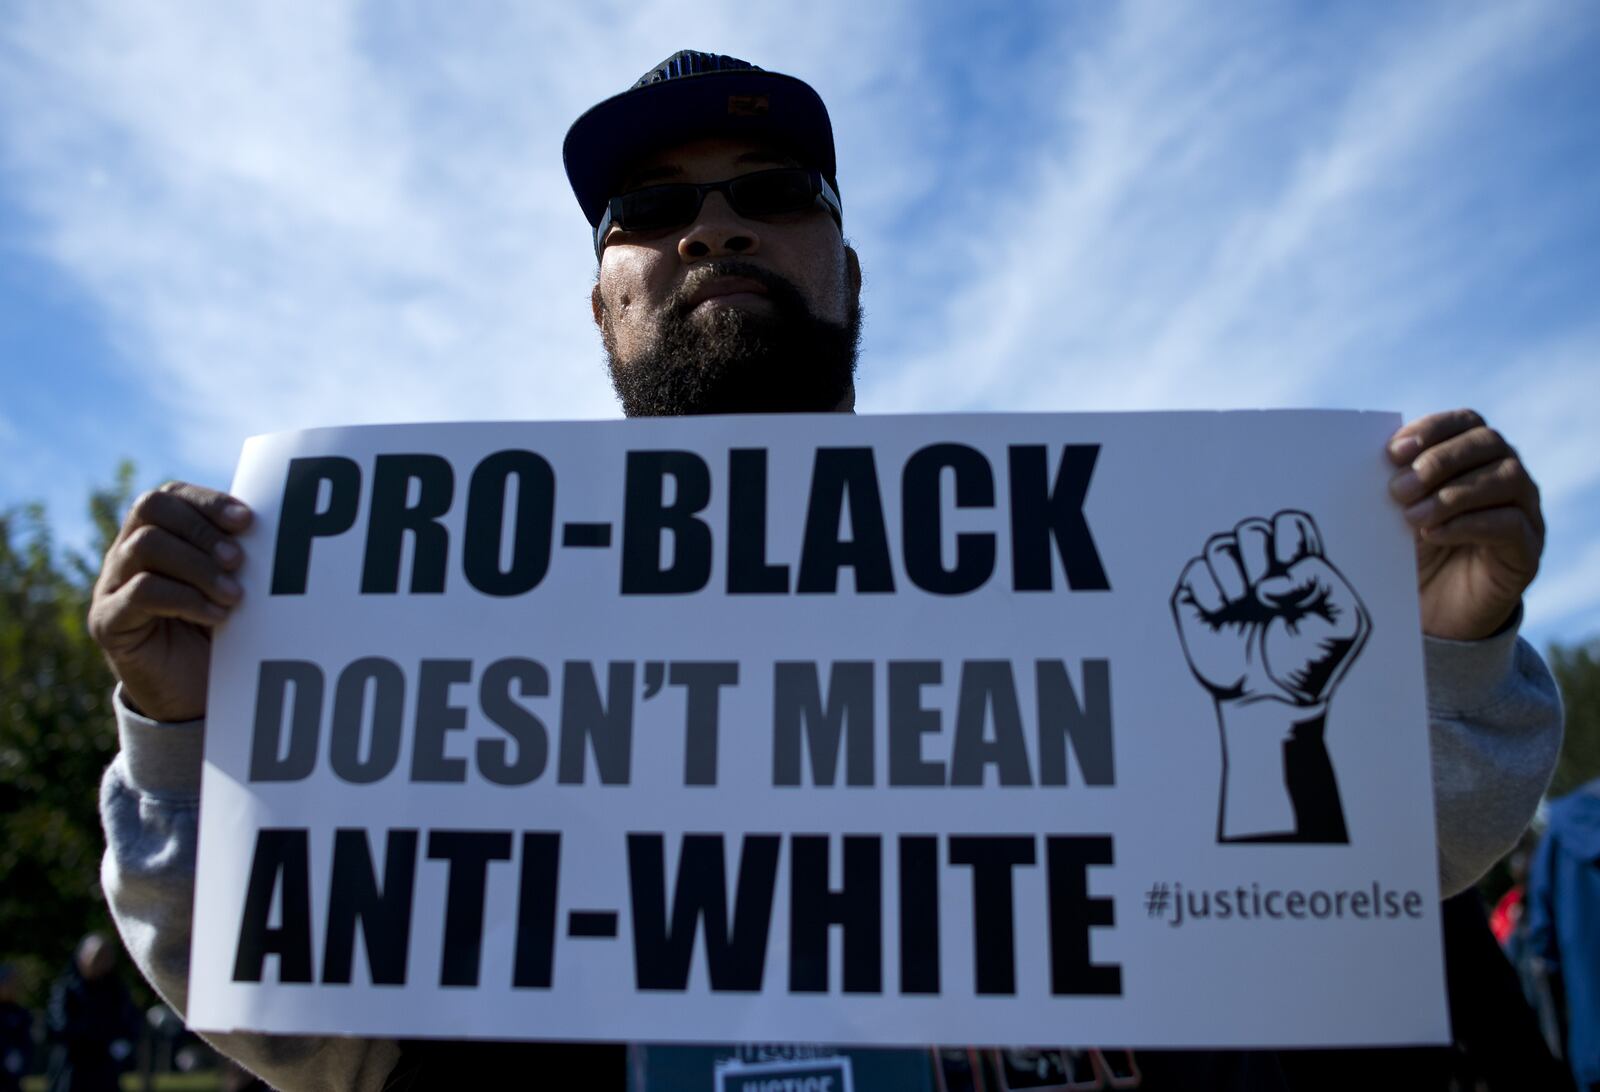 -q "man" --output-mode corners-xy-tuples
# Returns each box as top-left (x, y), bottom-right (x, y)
(92, 52), (1561, 1090)
(1527, 777), (1600, 1091)
(43, 935), (138, 1092)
